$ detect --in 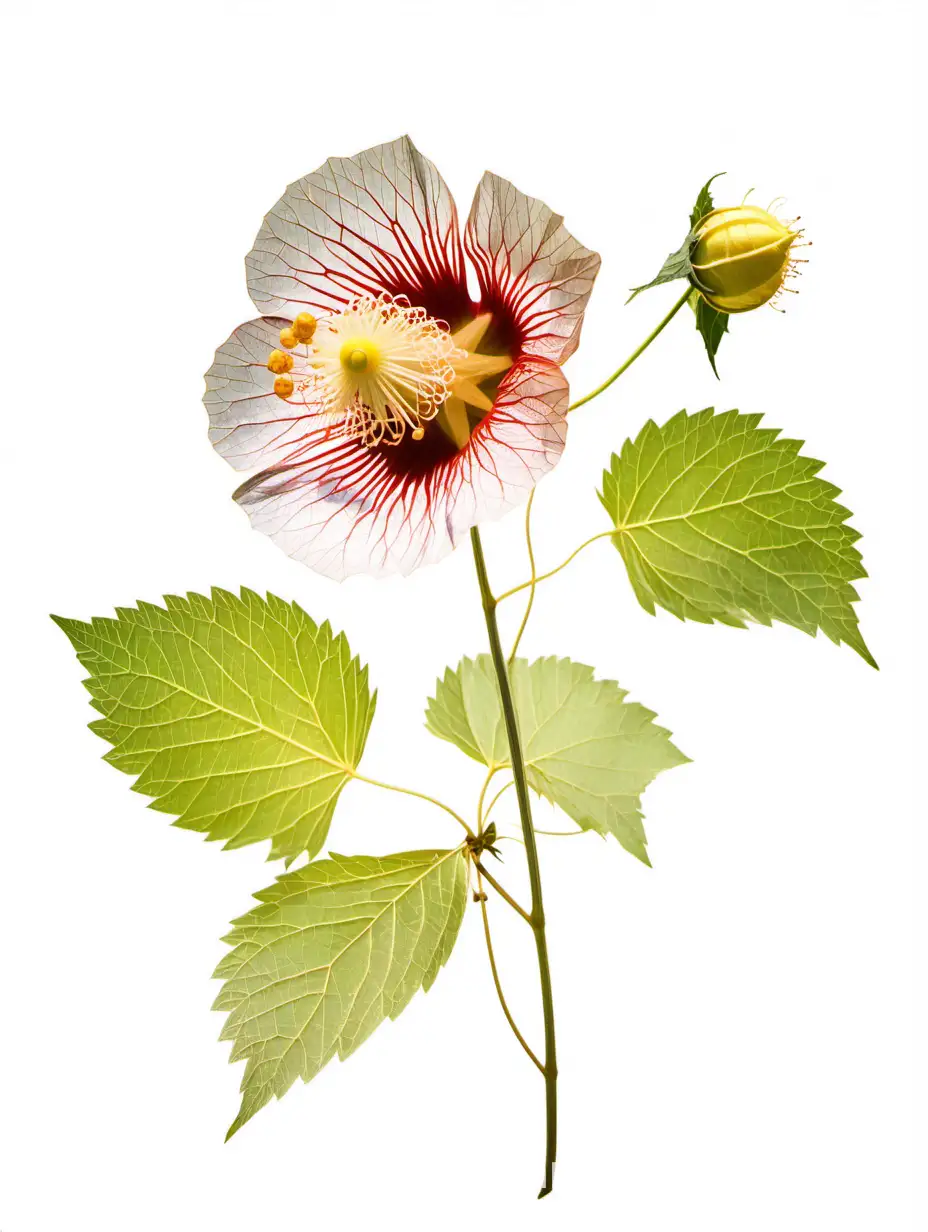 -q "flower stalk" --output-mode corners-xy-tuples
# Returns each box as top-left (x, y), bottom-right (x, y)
(470, 525), (559, 1199)
(567, 285), (692, 411)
